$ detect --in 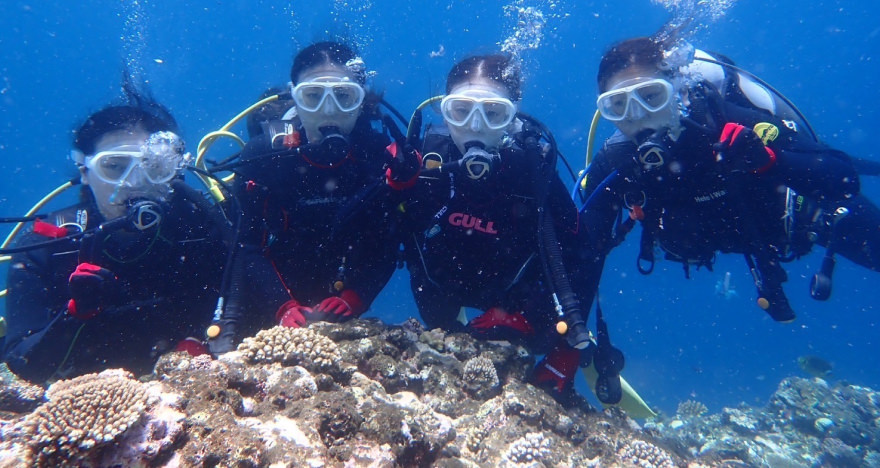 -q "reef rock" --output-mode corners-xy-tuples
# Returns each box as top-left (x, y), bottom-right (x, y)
(4, 319), (878, 467)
